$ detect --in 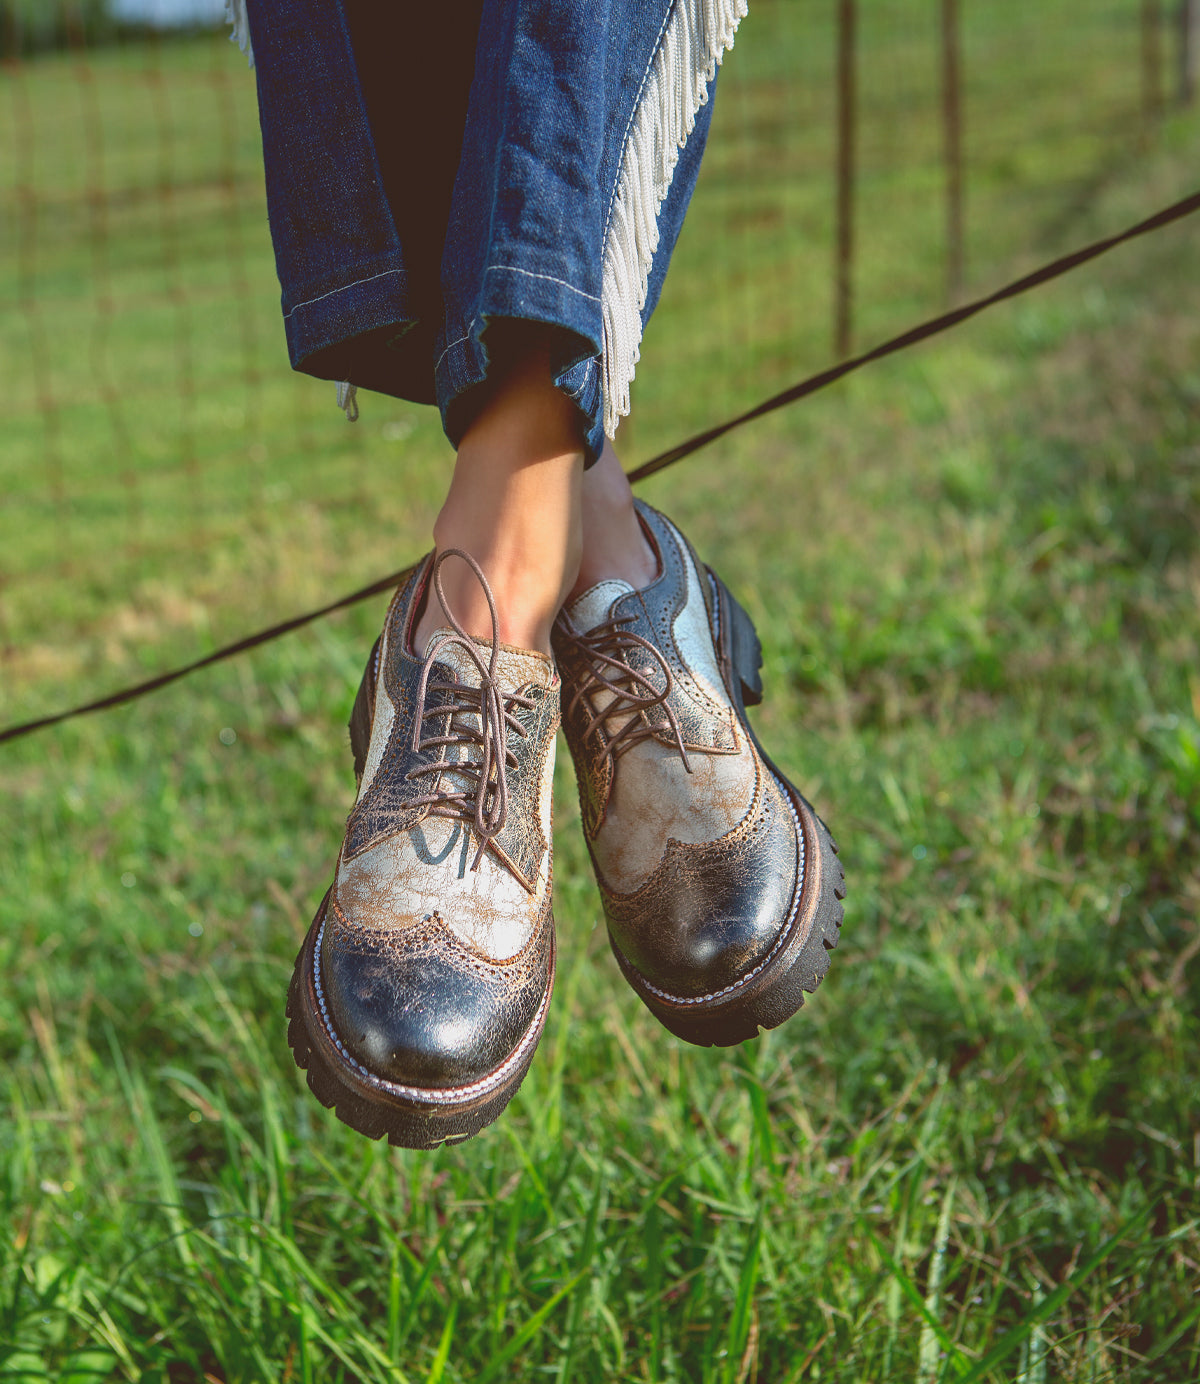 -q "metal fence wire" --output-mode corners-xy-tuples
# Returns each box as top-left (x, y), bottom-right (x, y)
(2, 0), (1199, 725)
